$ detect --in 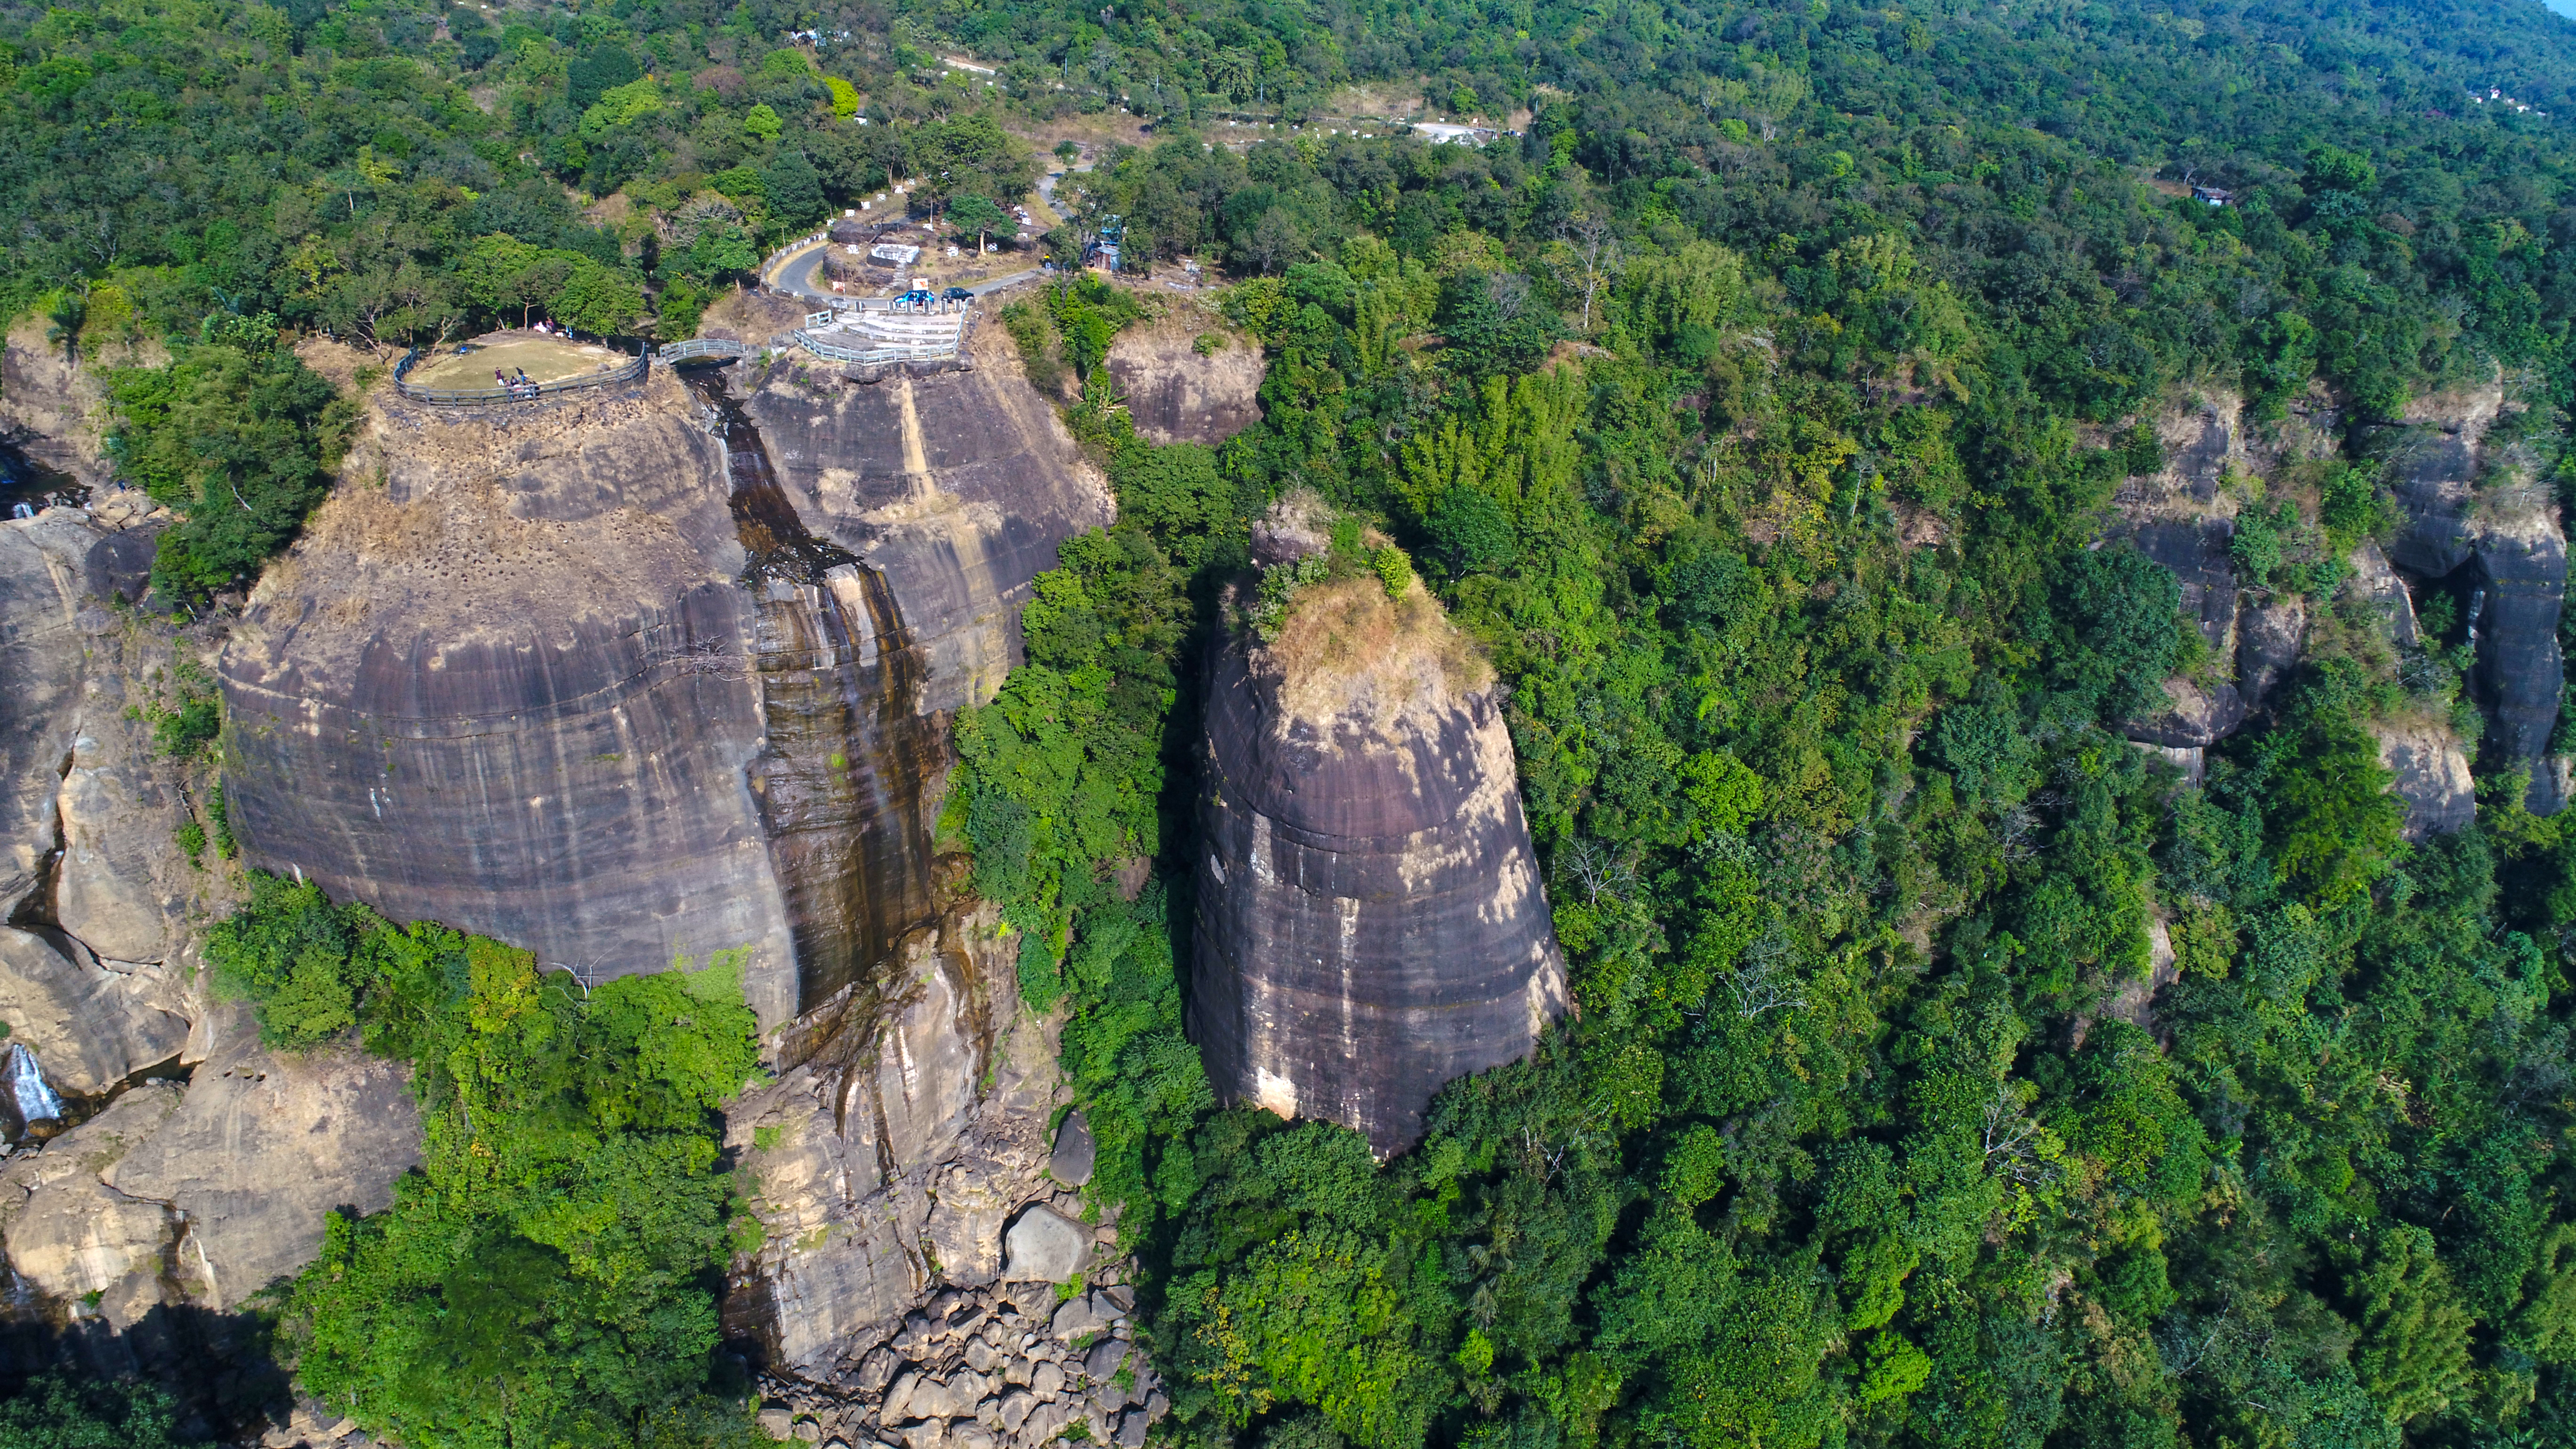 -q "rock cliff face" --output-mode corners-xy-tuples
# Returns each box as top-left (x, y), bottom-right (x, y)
(1103, 318), (1264, 447)
(1190, 515), (1568, 1156)
(0, 500), (420, 1413)
(0, 320), (145, 489)
(217, 322), (1107, 1031)
(2107, 389), (2567, 821)
(210, 319), (1119, 1396)
(2379, 385), (2568, 809)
